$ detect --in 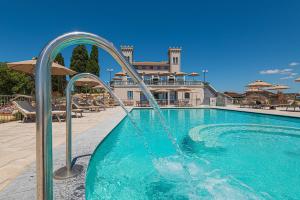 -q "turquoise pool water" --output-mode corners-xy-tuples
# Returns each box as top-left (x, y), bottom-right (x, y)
(86, 109), (300, 200)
